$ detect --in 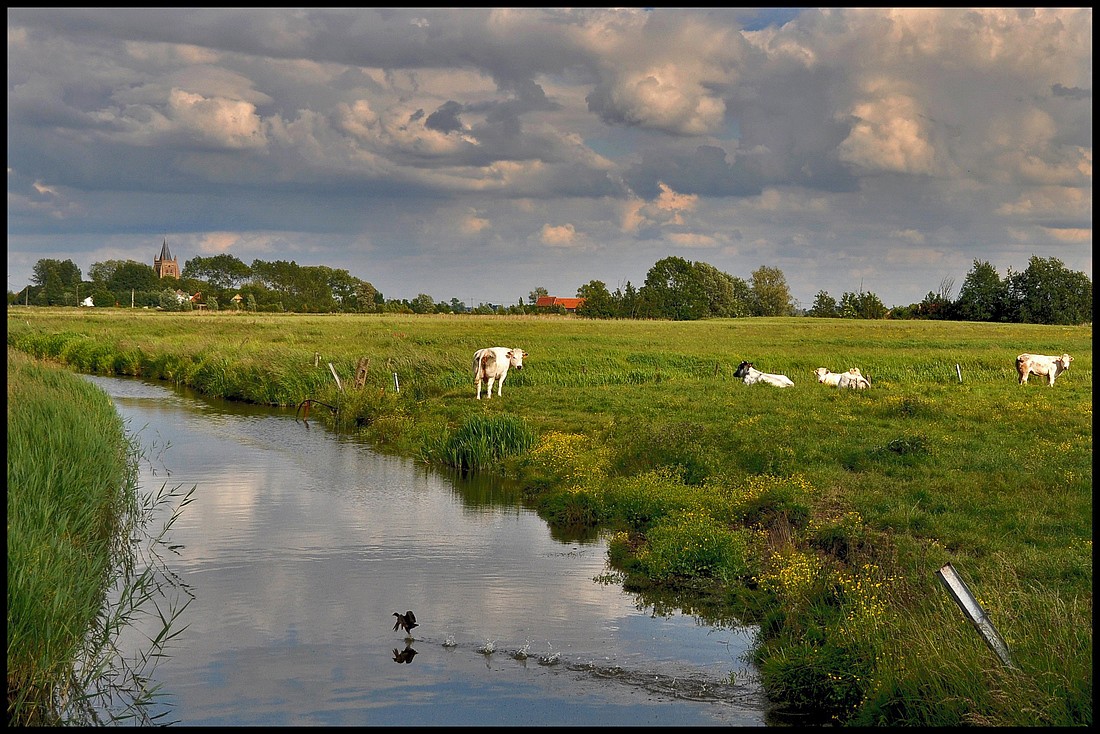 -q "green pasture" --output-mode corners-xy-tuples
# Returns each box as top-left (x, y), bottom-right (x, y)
(6, 307), (1092, 726)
